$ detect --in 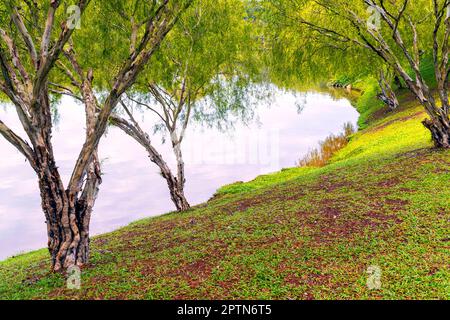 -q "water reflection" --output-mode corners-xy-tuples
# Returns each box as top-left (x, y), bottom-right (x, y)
(0, 89), (359, 259)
